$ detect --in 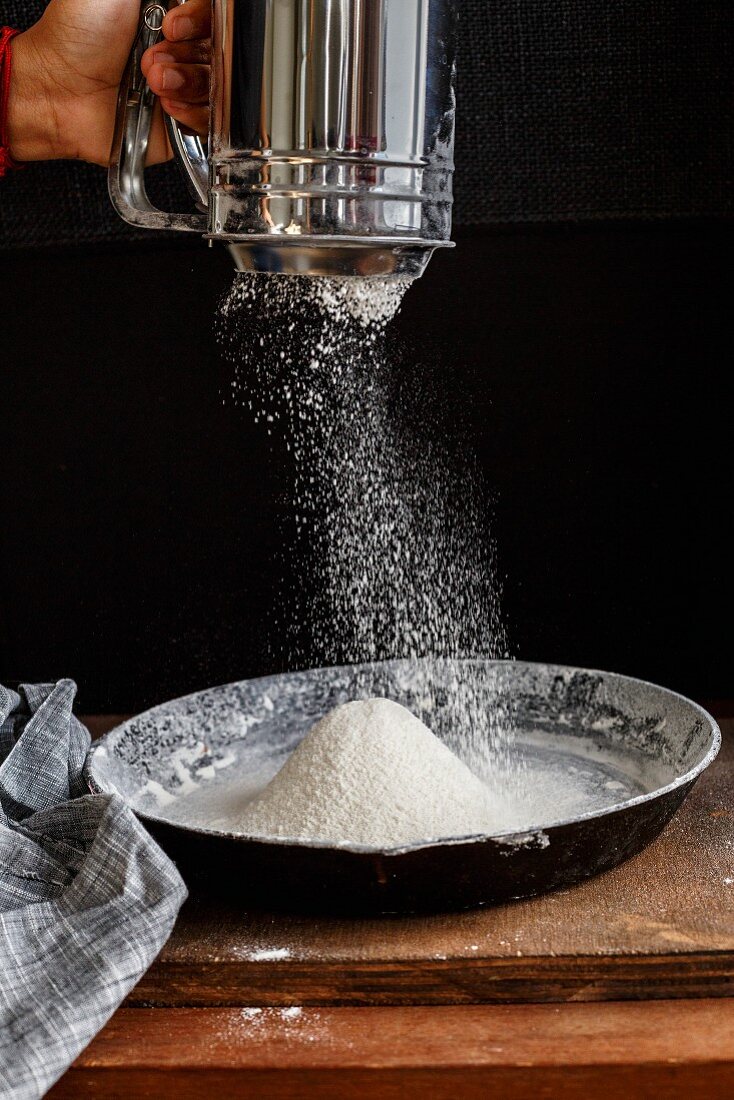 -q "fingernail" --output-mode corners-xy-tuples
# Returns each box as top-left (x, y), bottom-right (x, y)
(153, 51), (175, 64)
(162, 67), (185, 92)
(169, 15), (194, 40)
